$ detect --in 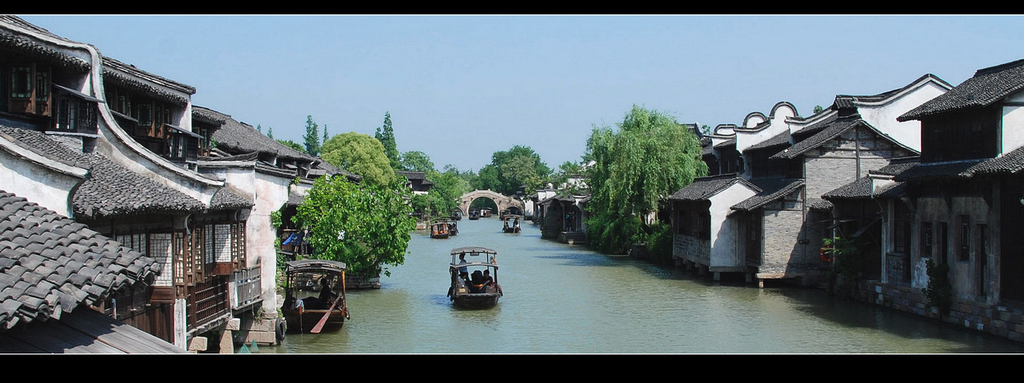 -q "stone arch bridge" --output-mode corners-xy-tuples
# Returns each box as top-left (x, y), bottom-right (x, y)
(459, 189), (523, 216)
